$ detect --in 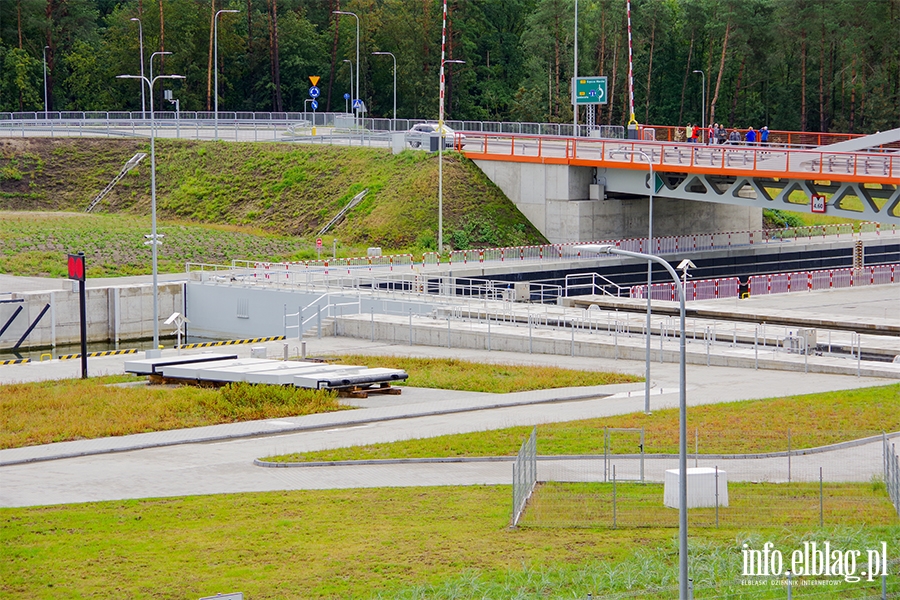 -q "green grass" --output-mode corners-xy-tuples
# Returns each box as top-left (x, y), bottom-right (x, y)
(0, 377), (346, 449)
(329, 355), (641, 393)
(0, 487), (895, 599)
(0, 358), (636, 449)
(263, 383), (900, 462)
(0, 137), (546, 256)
